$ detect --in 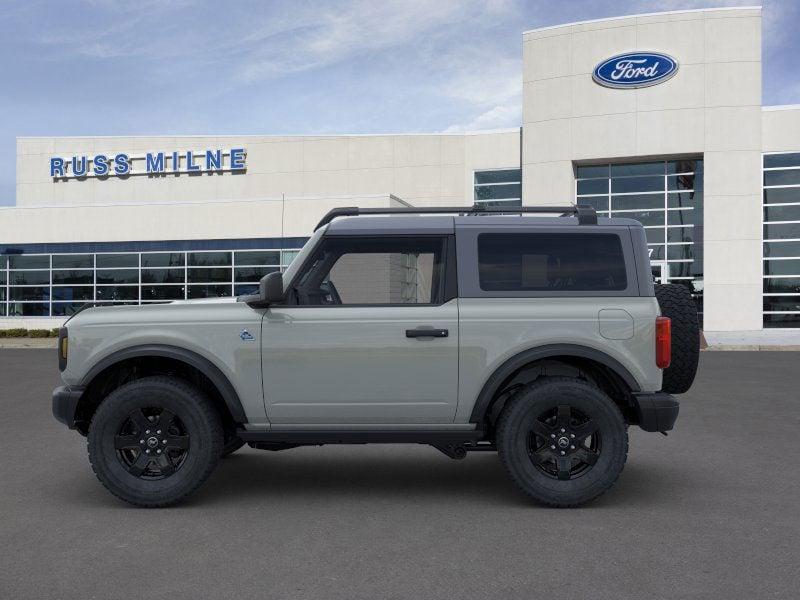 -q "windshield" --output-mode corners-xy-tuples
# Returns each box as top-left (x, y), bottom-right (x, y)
(280, 226), (326, 293)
